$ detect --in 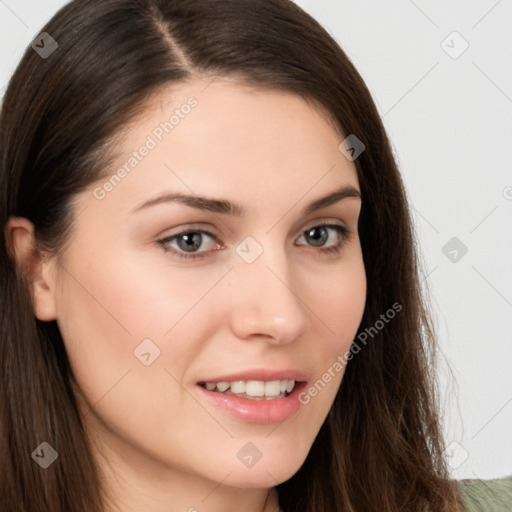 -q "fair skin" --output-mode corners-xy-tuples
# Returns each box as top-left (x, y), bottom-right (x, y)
(8, 78), (366, 512)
